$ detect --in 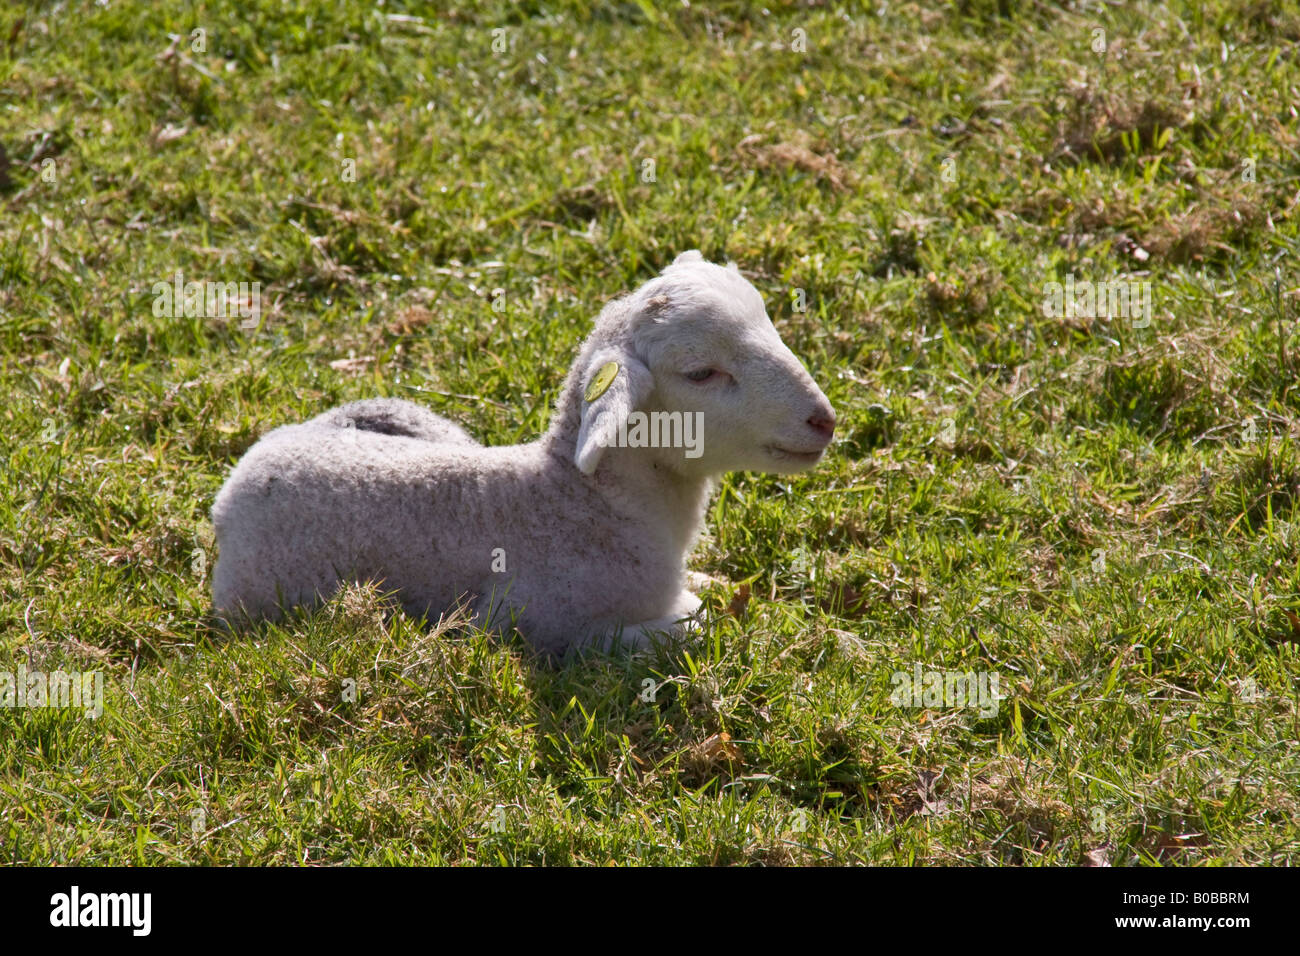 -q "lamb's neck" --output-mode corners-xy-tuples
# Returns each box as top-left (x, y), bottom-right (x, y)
(599, 451), (716, 556)
(542, 399), (715, 559)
